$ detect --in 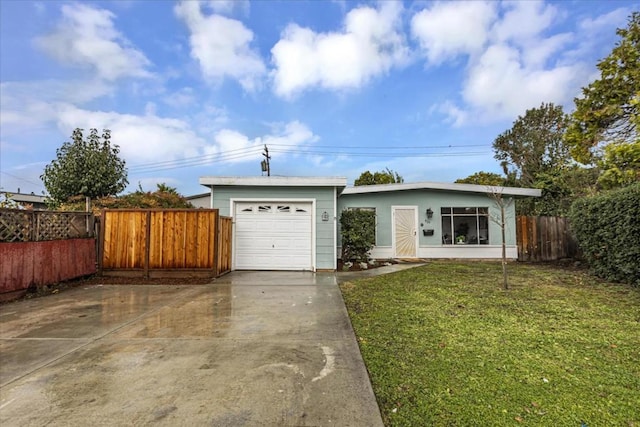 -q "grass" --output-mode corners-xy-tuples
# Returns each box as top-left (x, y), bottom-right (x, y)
(340, 261), (640, 426)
